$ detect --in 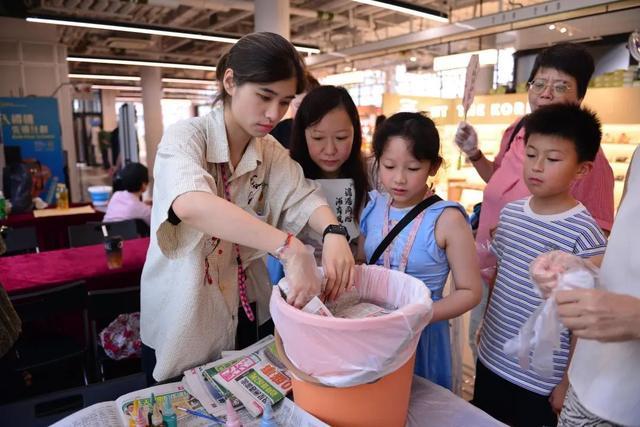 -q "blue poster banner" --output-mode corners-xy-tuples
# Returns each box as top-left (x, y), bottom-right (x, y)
(0, 97), (65, 196)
